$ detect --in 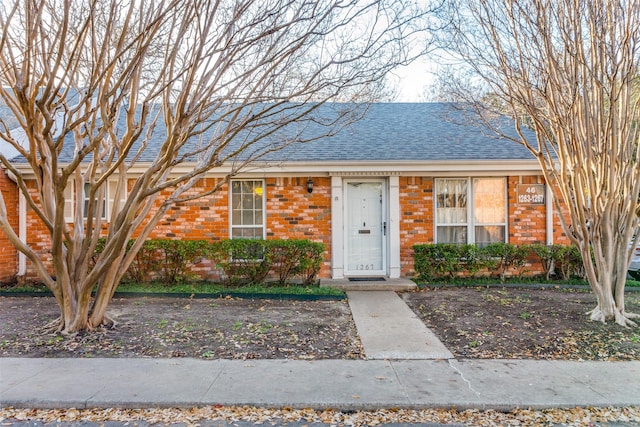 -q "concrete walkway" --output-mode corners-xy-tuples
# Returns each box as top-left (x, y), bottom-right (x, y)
(2, 357), (639, 410)
(347, 291), (453, 360)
